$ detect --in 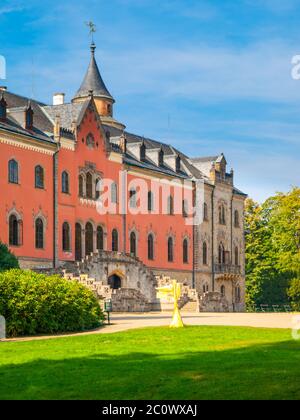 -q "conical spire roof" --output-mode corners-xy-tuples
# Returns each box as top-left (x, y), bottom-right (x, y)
(73, 43), (114, 101)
